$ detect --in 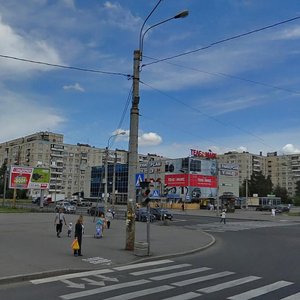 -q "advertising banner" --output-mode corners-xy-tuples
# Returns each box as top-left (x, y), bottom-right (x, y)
(164, 157), (218, 200)
(9, 166), (50, 189)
